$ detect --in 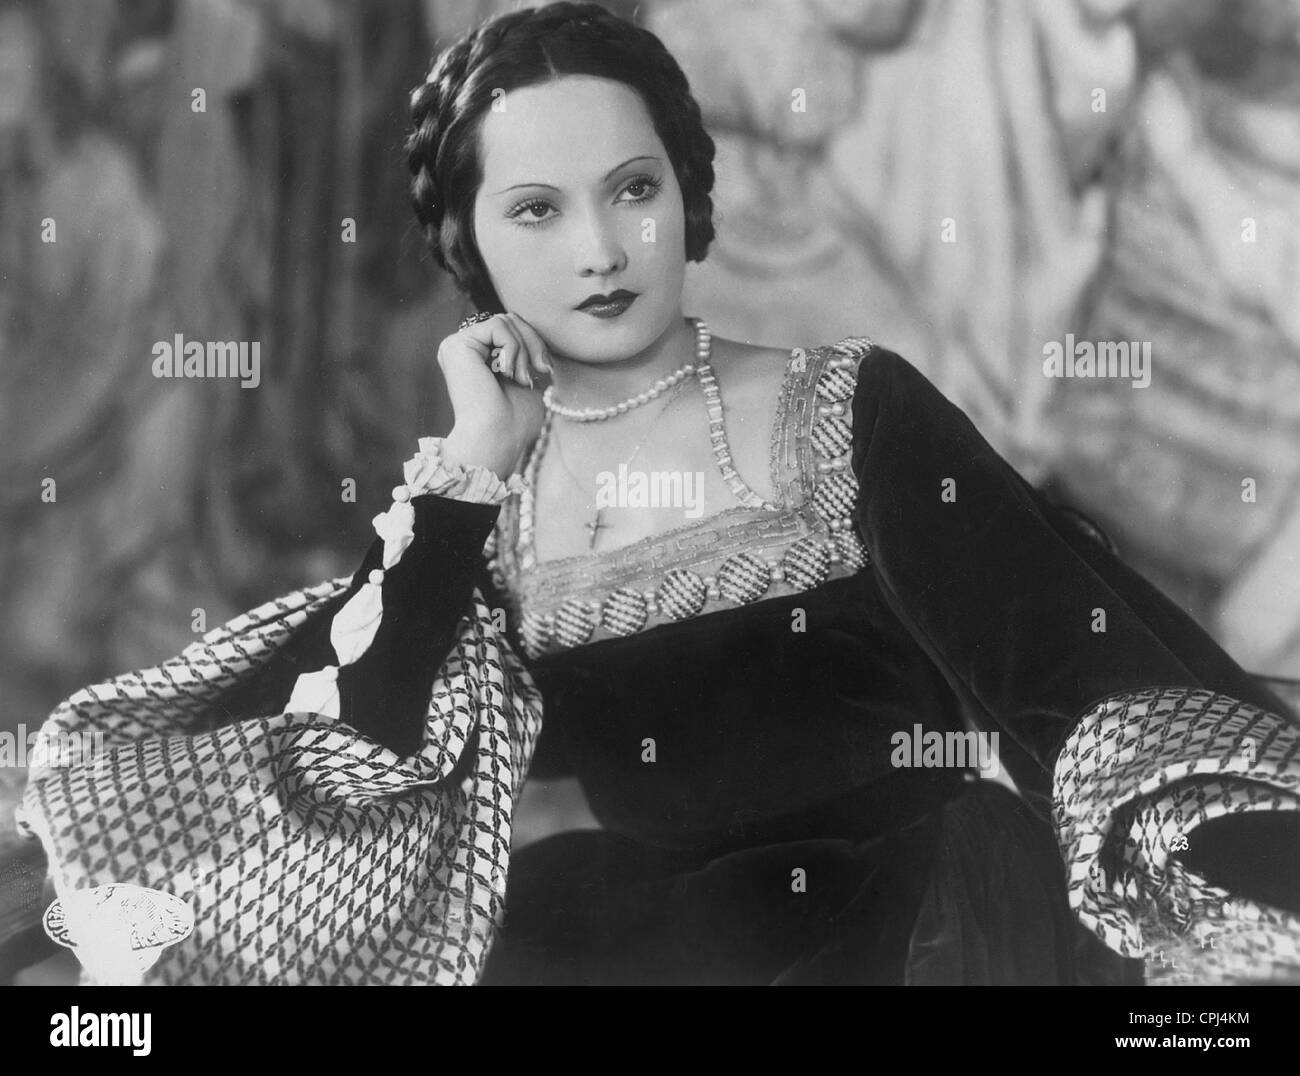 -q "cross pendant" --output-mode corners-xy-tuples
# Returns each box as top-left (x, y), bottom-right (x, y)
(585, 511), (609, 549)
